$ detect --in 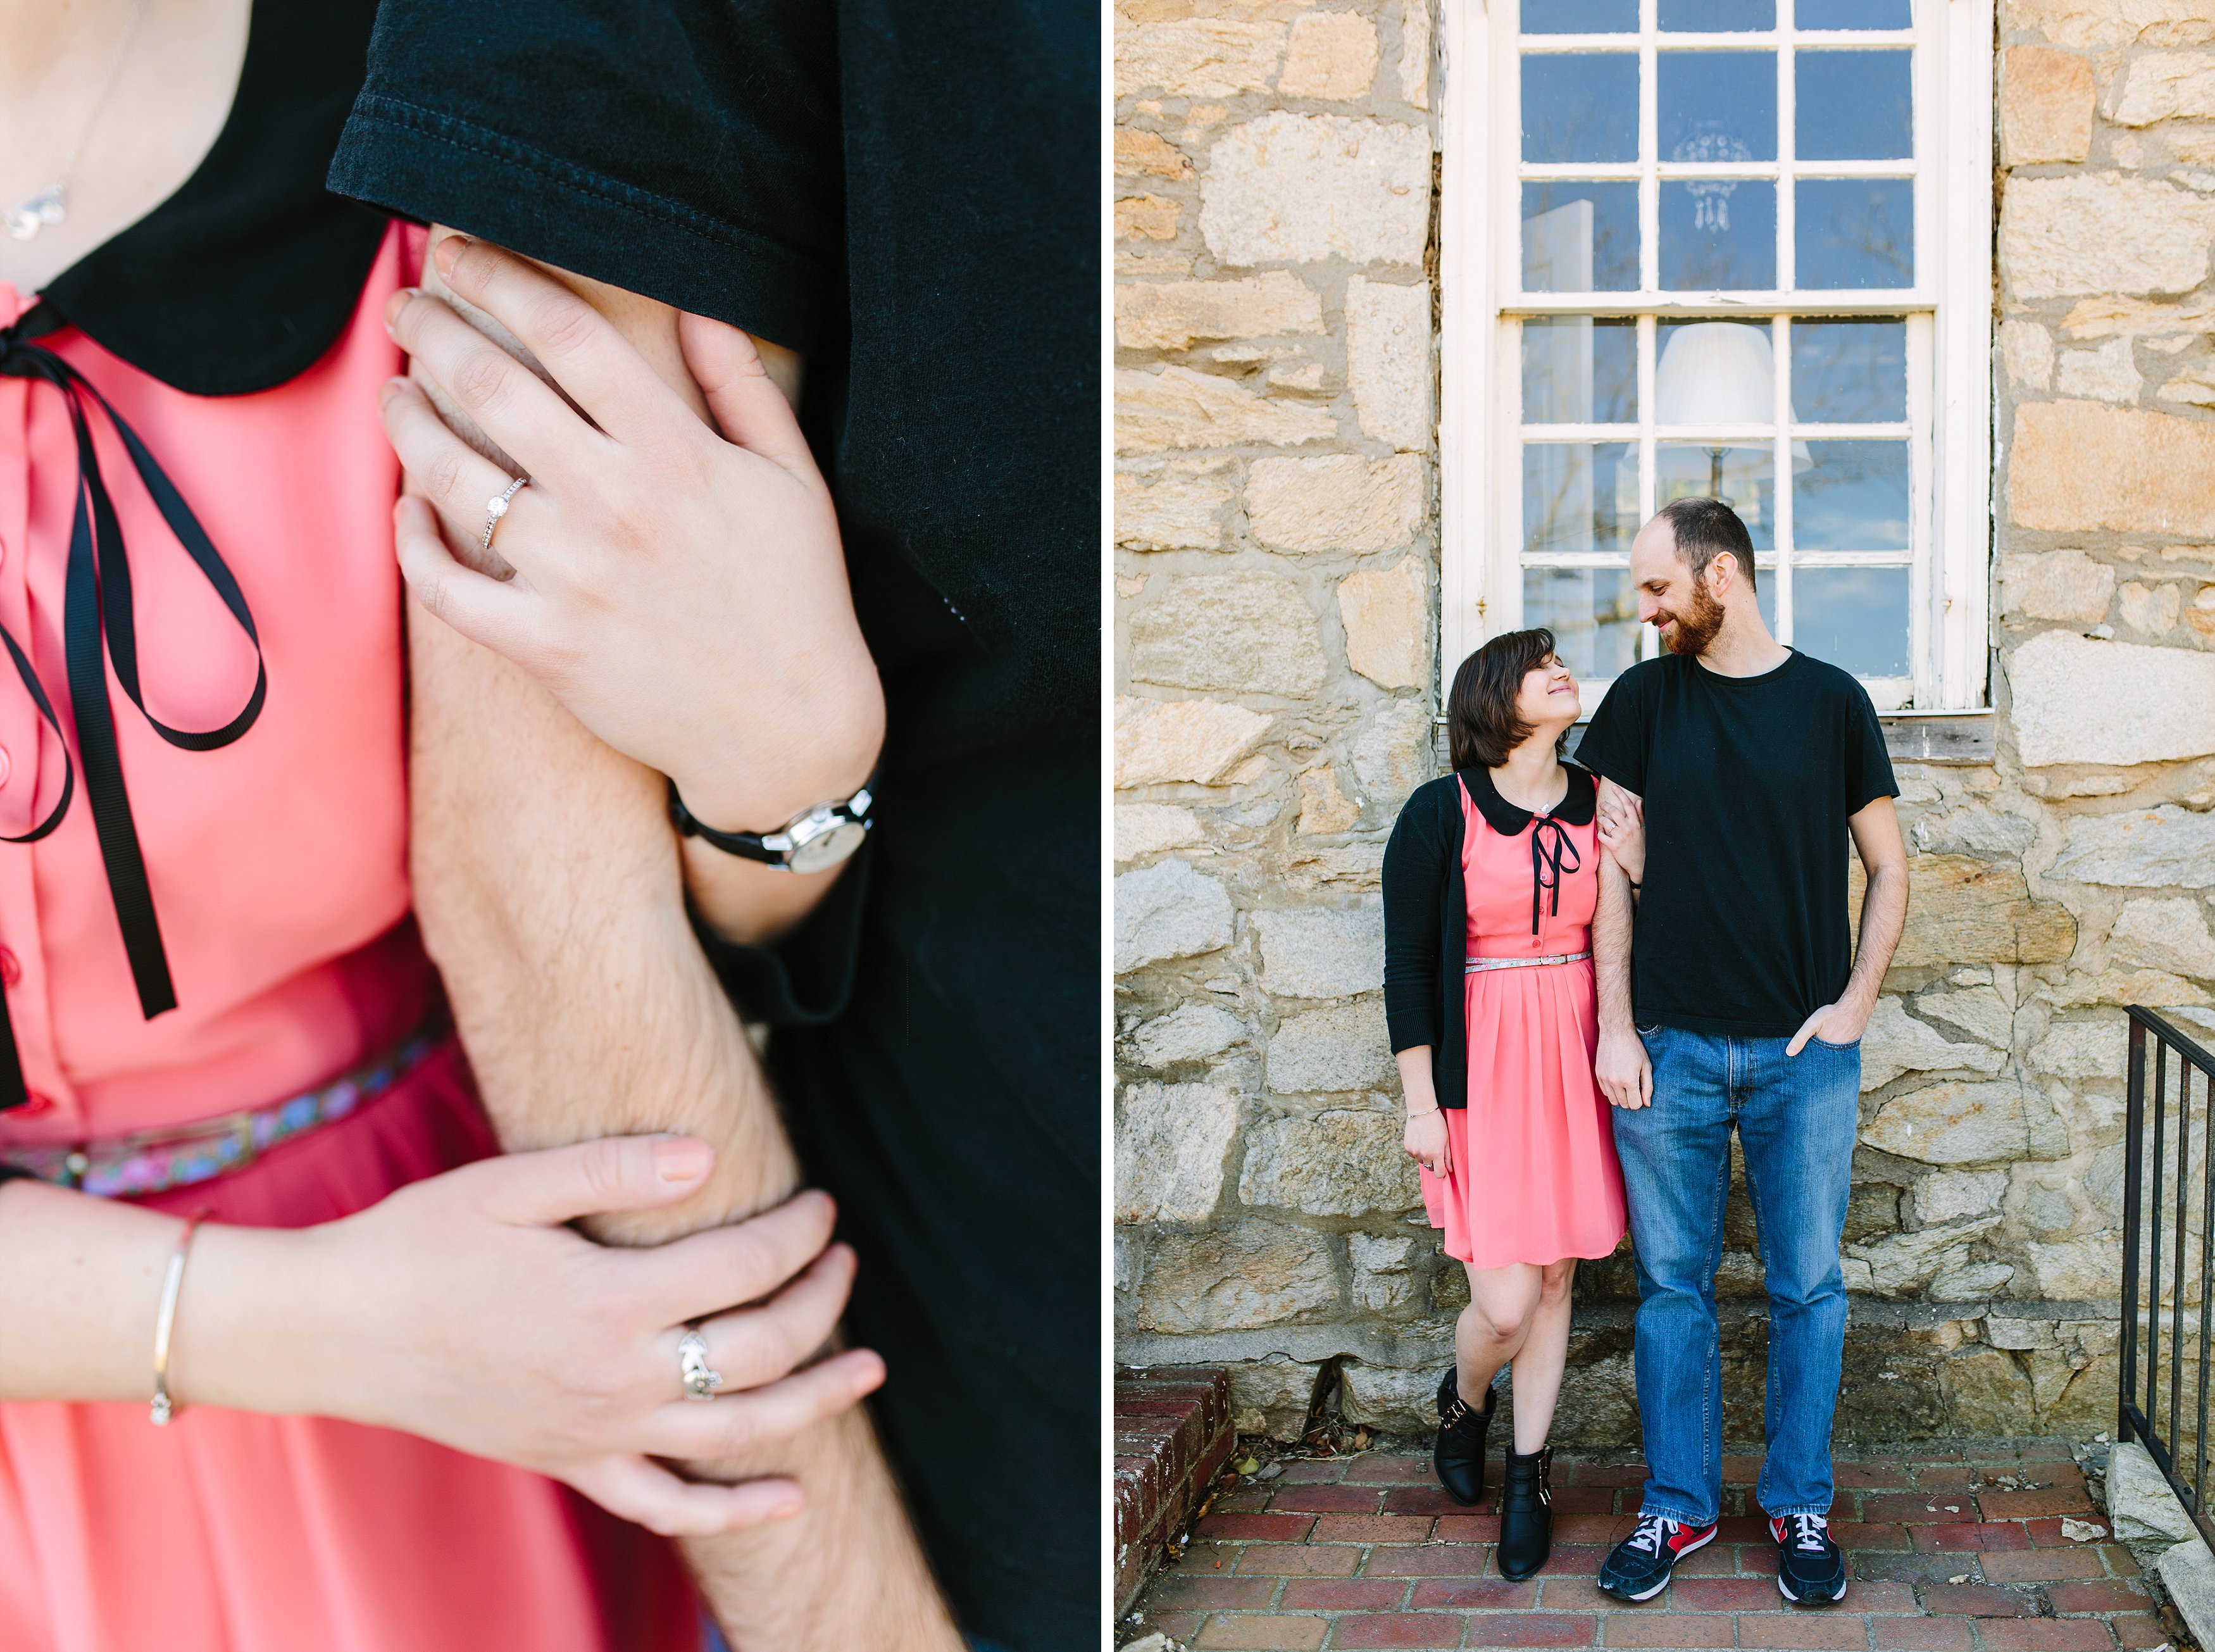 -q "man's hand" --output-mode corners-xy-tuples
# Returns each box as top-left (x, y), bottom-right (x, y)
(1785, 1001), (1868, 1056)
(1788, 794), (1909, 1058)
(380, 234), (884, 941)
(1596, 1023), (1653, 1110)
(1597, 781), (1645, 887)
